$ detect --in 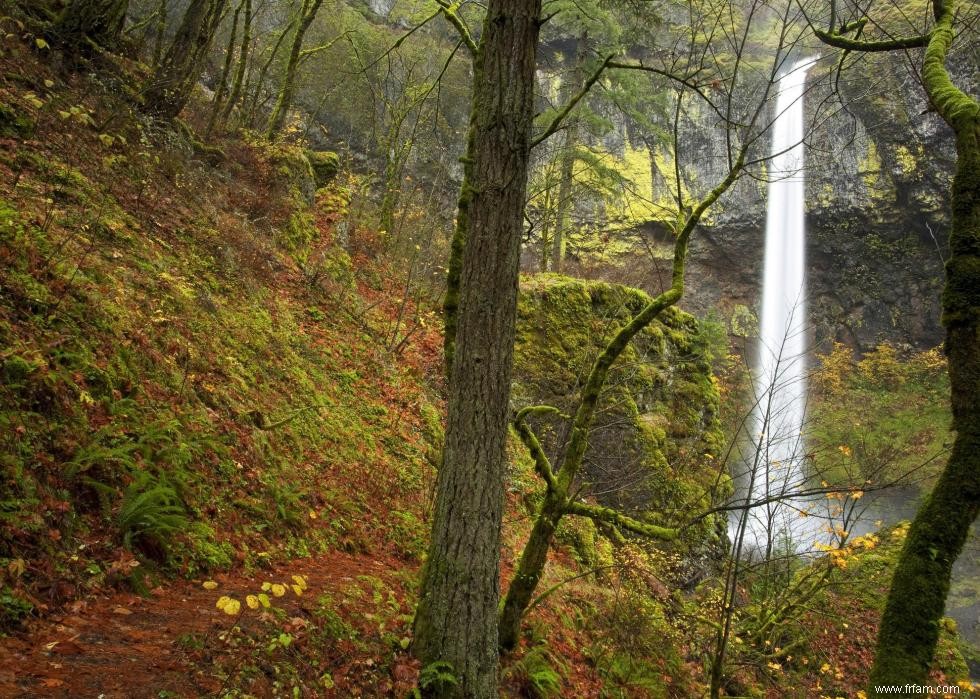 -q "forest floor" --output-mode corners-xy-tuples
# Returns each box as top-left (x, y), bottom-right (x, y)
(0, 550), (422, 697)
